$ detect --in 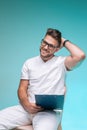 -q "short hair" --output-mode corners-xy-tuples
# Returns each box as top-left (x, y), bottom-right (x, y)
(45, 28), (62, 47)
